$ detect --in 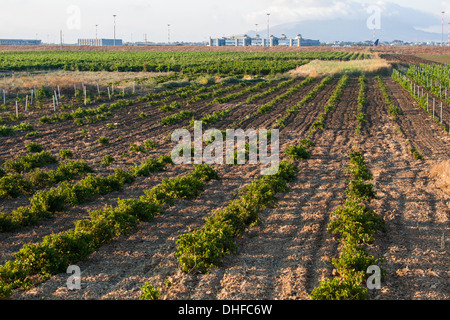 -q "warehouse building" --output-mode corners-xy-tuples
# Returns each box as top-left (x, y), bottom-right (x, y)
(77, 38), (123, 46)
(208, 34), (320, 47)
(0, 39), (41, 45)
